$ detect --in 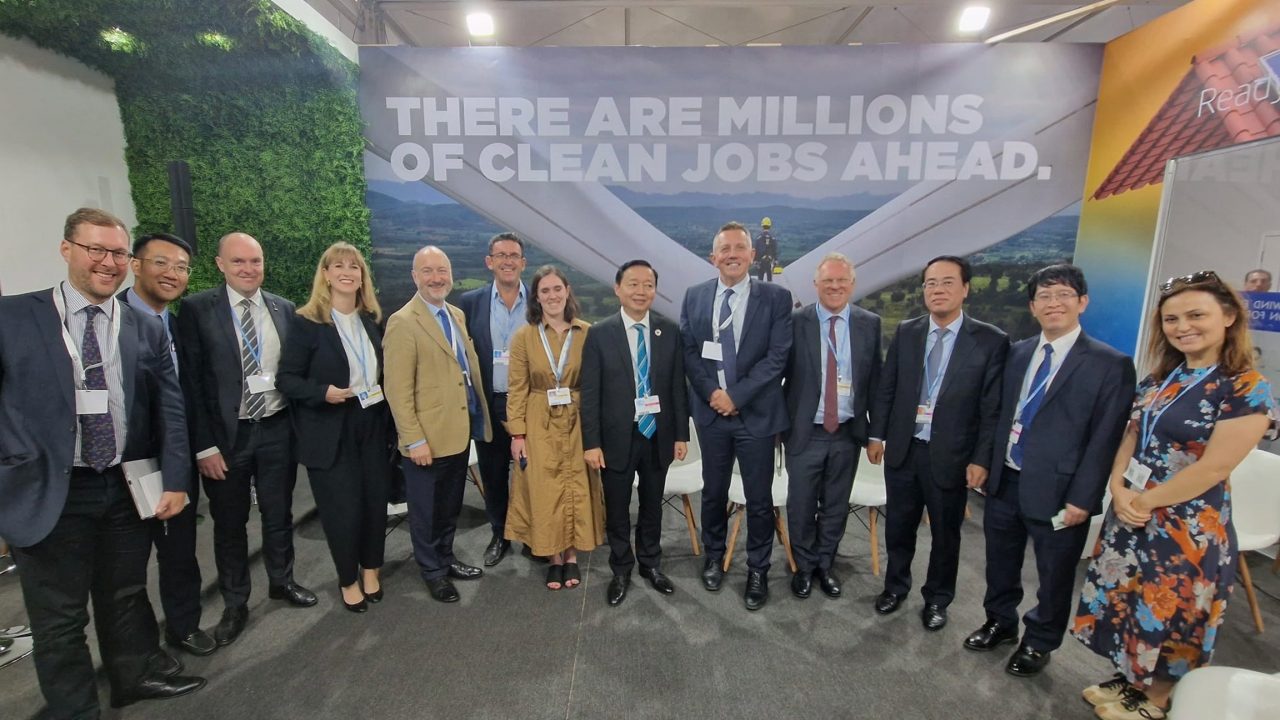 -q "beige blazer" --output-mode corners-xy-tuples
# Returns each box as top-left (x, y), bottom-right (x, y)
(384, 295), (492, 458)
